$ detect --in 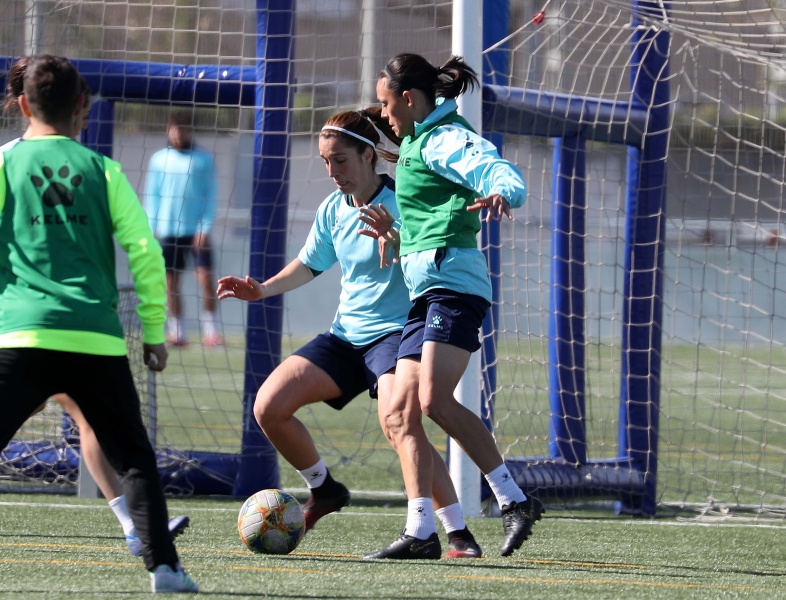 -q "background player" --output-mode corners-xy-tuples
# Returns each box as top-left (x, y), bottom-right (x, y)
(144, 110), (221, 348)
